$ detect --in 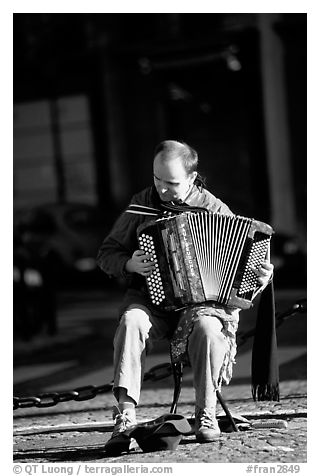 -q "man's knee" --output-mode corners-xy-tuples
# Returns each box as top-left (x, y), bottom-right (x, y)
(119, 305), (152, 334)
(191, 315), (226, 346)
